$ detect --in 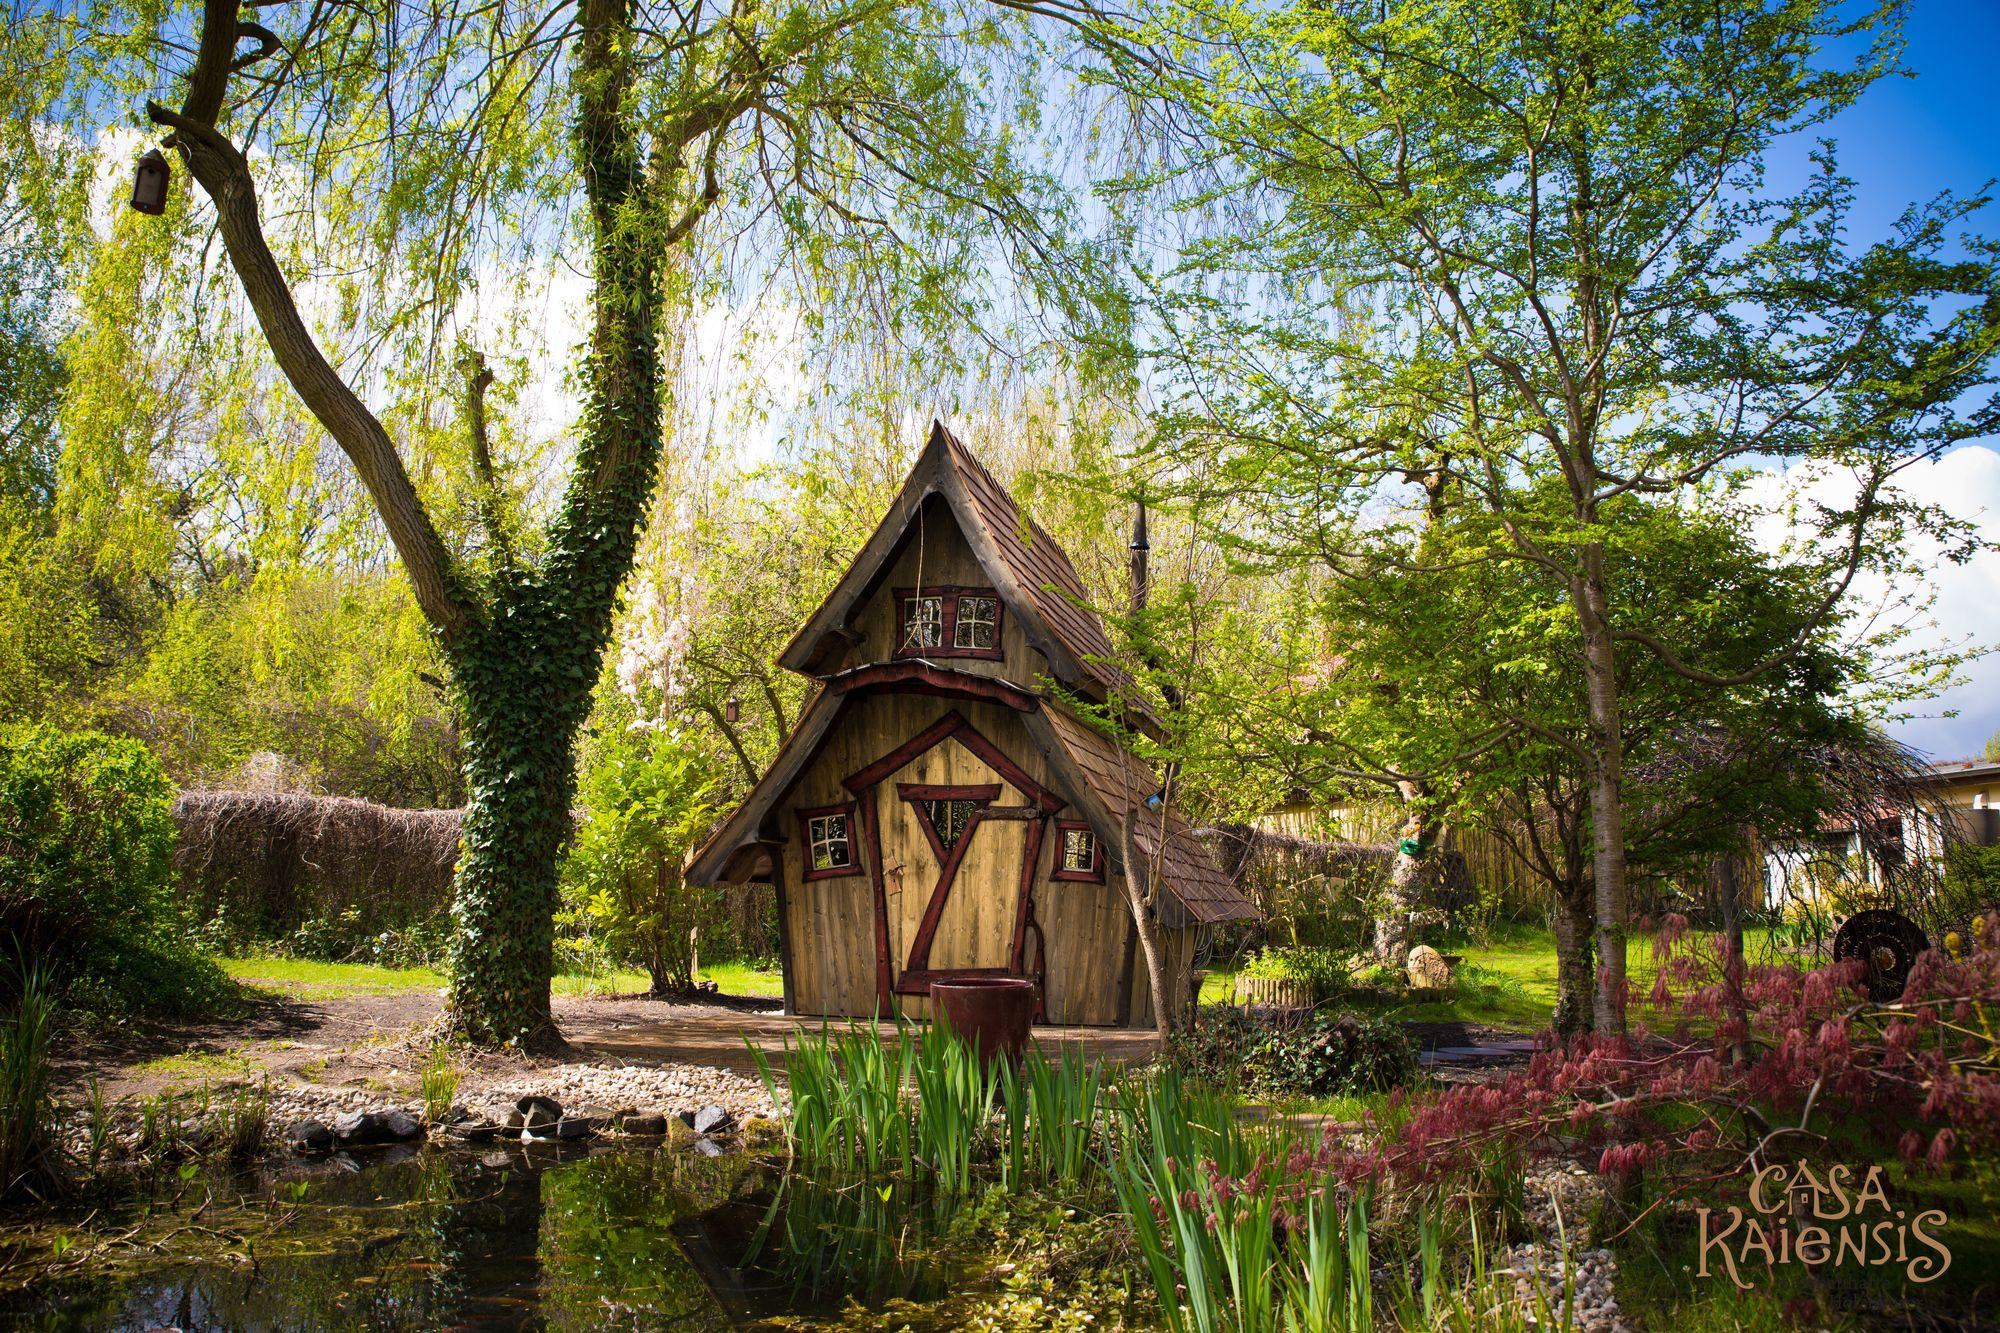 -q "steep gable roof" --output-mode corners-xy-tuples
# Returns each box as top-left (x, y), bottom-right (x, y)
(778, 421), (1144, 718)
